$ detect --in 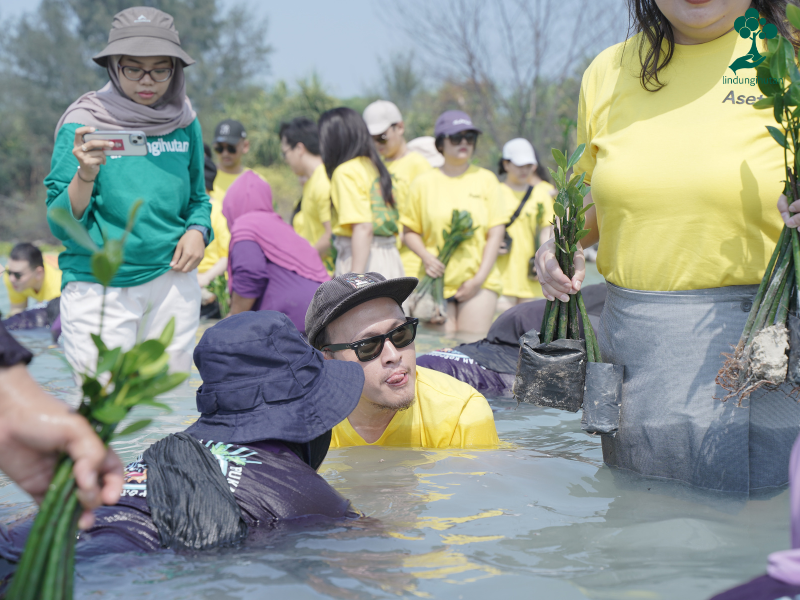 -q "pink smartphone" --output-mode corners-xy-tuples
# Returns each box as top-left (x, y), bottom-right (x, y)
(83, 130), (148, 156)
